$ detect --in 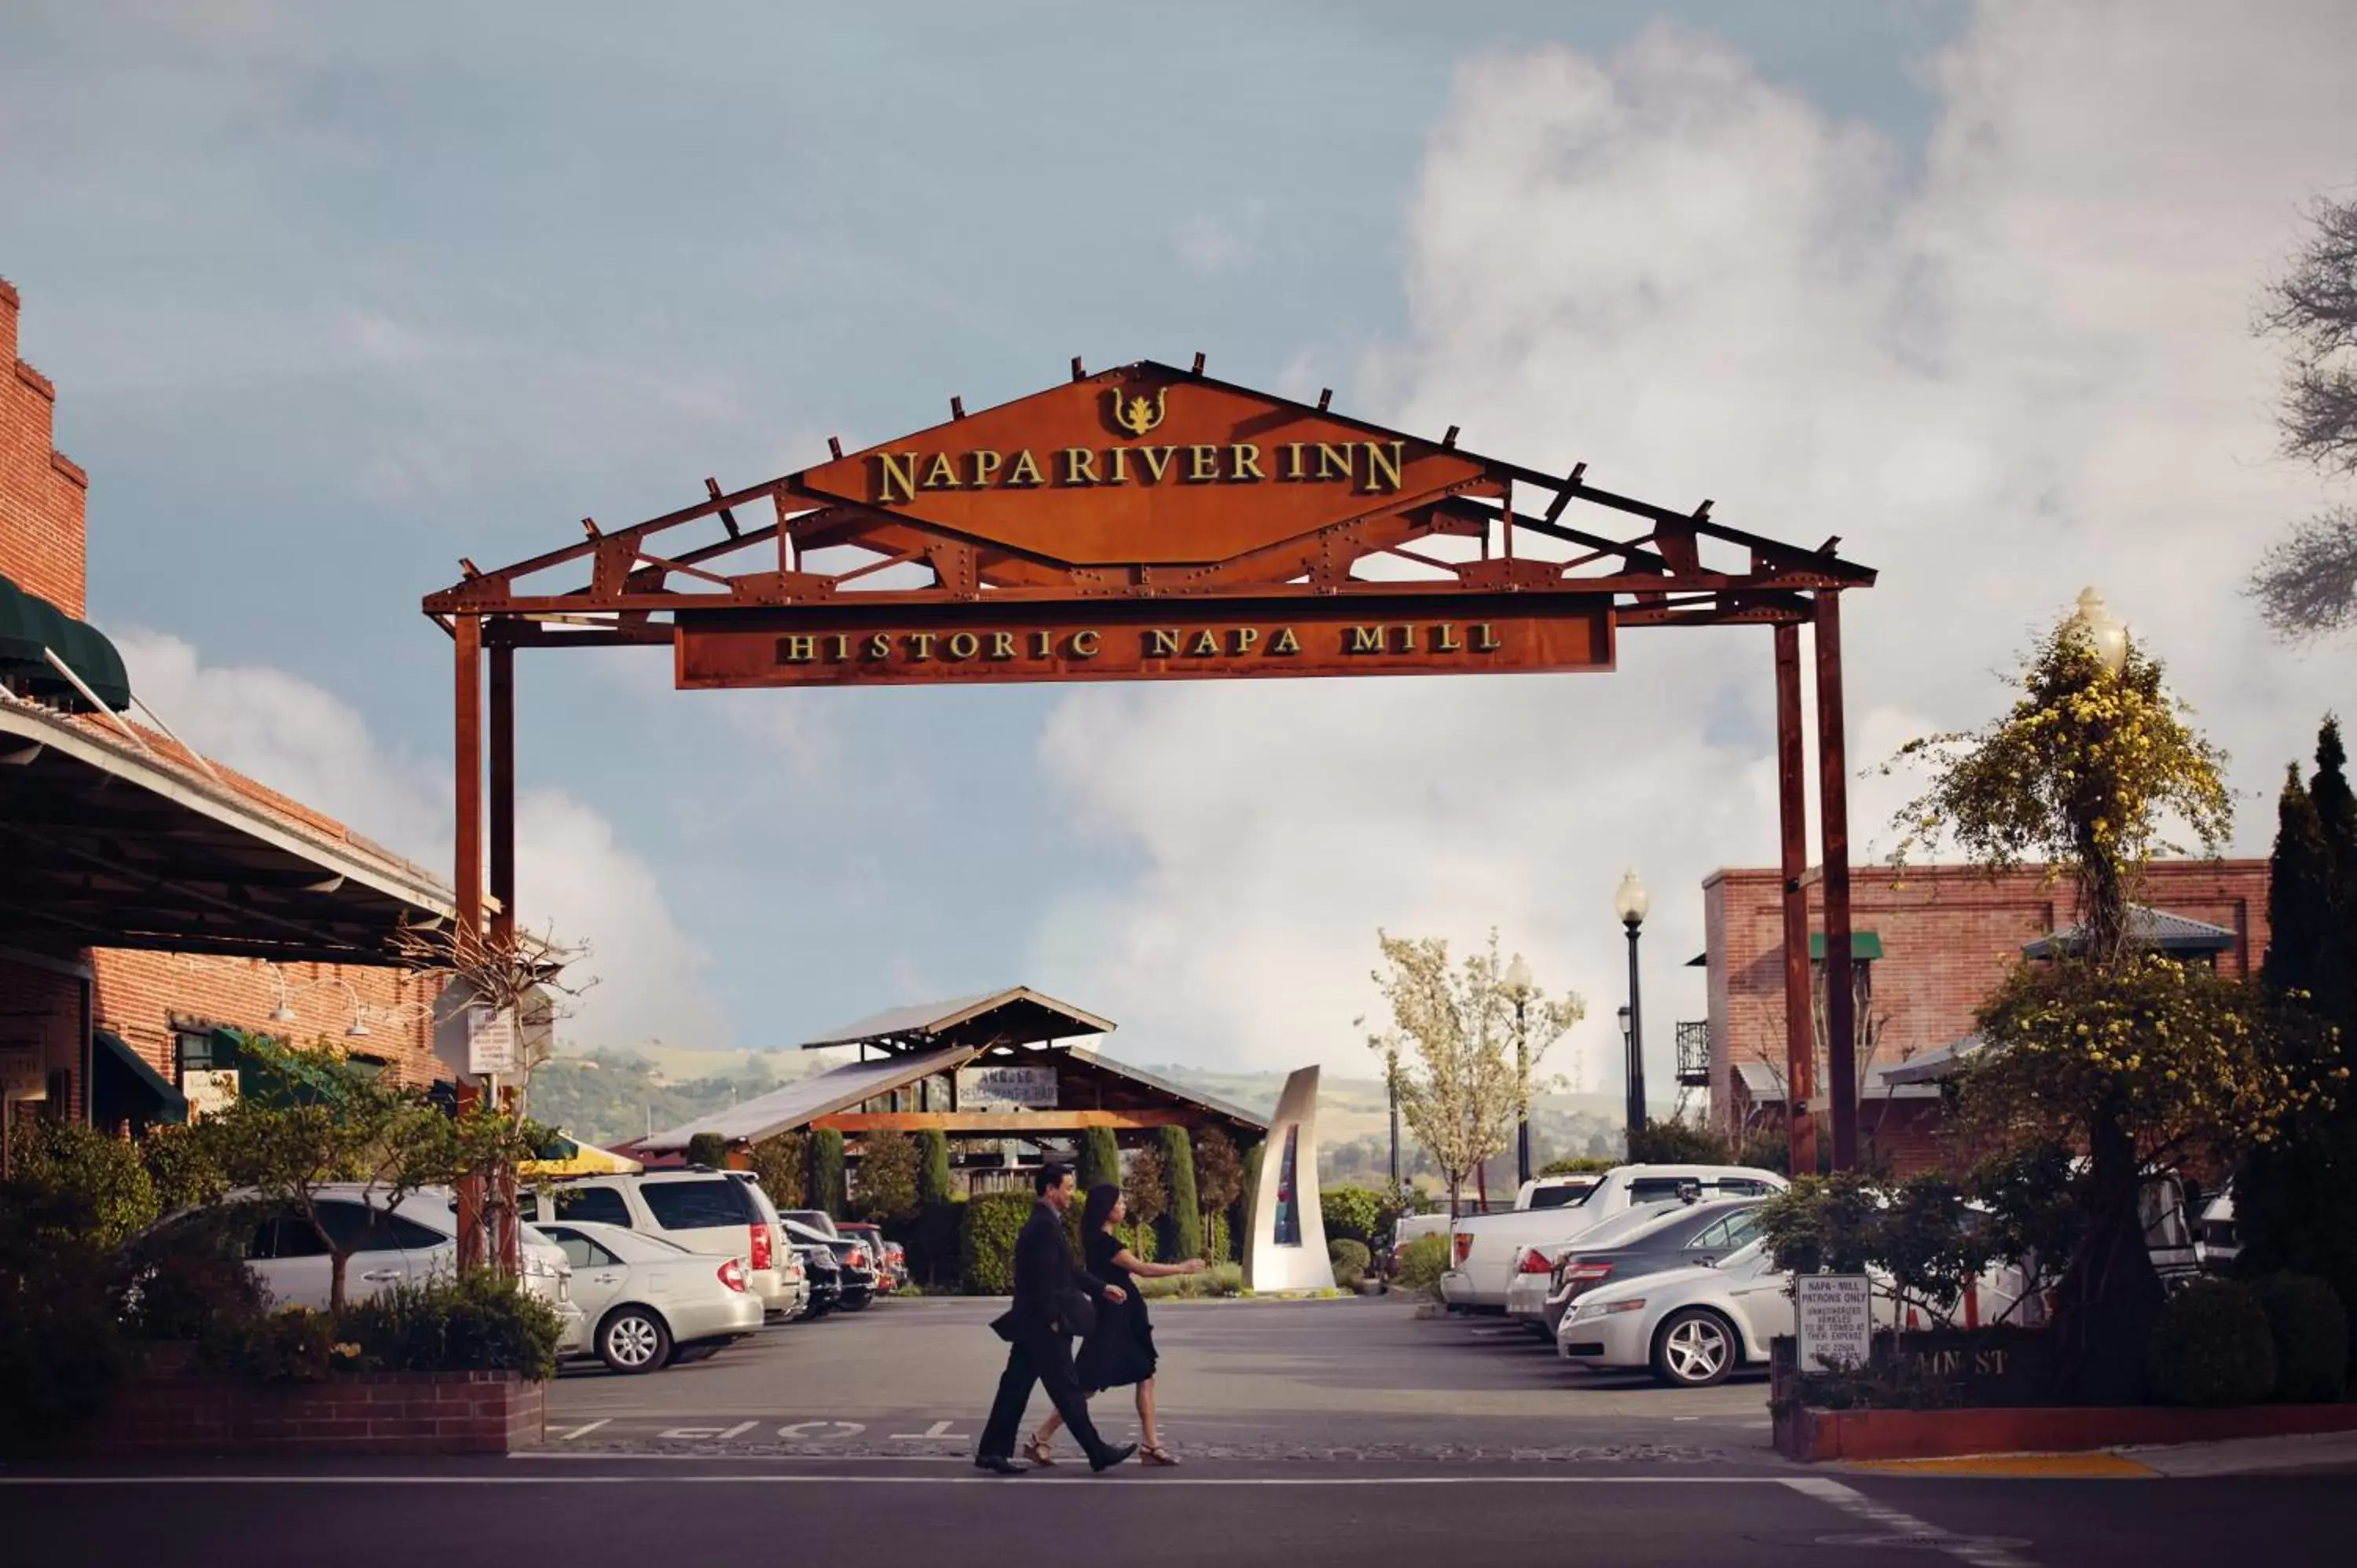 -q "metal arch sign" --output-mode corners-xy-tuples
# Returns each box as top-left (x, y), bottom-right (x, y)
(675, 598), (1613, 687)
